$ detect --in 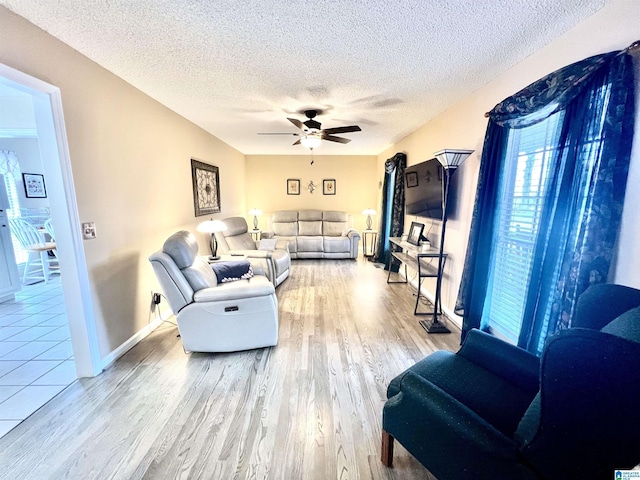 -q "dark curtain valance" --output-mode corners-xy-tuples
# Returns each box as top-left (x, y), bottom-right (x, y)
(487, 51), (620, 128)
